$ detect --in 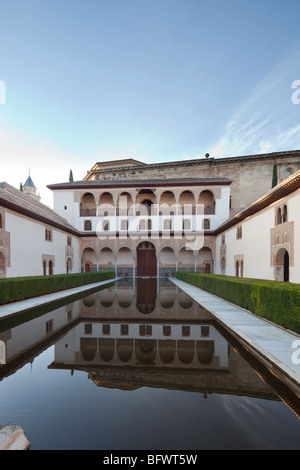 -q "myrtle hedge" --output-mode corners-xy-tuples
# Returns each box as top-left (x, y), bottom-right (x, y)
(176, 271), (300, 333)
(0, 271), (115, 305)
